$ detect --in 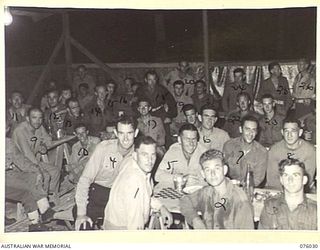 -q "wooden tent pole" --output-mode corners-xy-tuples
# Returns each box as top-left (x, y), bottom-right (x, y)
(202, 10), (210, 93)
(69, 36), (122, 84)
(63, 12), (73, 88)
(27, 34), (65, 105)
